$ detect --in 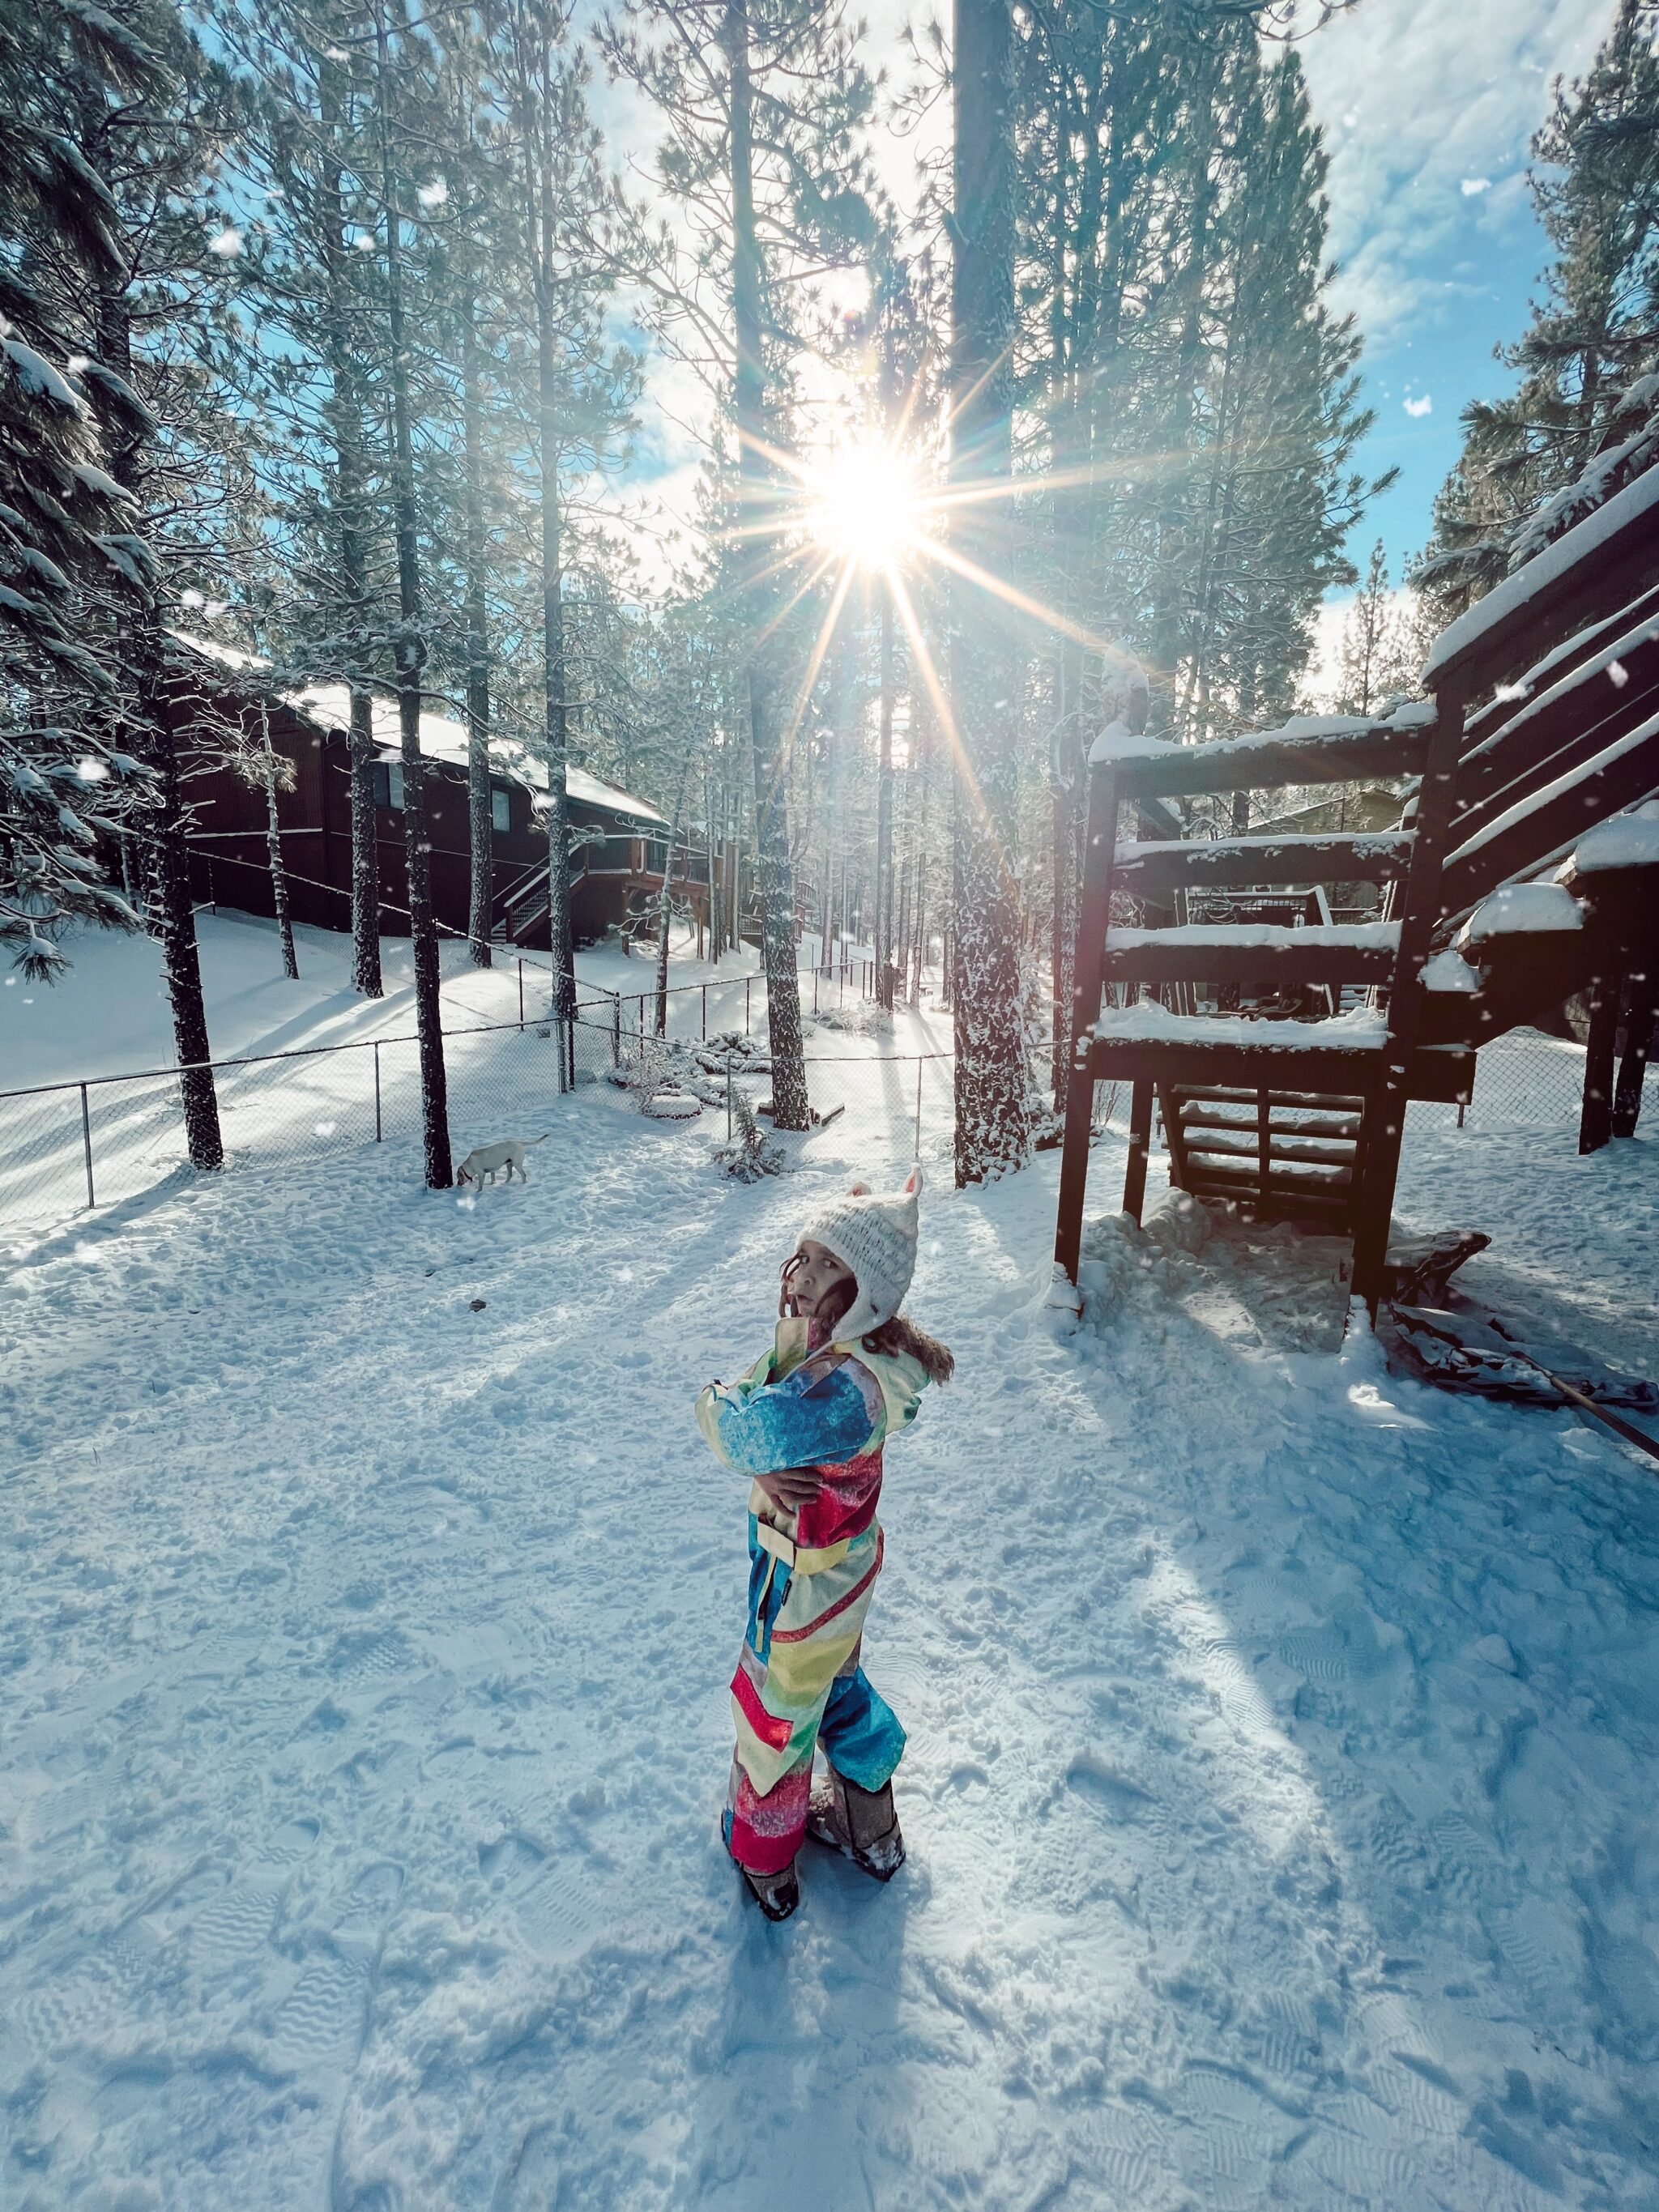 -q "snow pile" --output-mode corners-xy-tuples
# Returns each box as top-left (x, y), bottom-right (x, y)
(1457, 881), (1585, 945)
(1420, 948), (1482, 995)
(1094, 1001), (1388, 1050)
(1567, 800), (1659, 875)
